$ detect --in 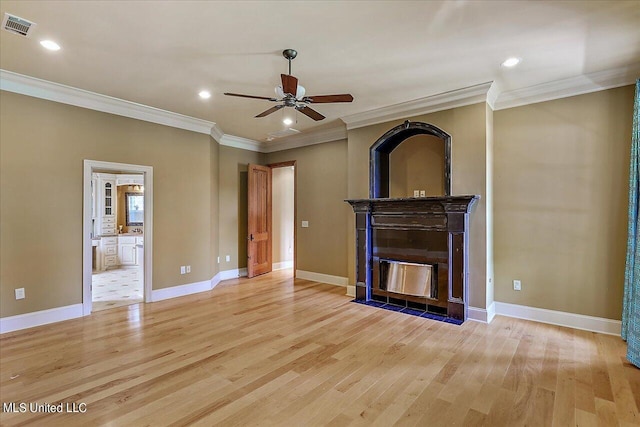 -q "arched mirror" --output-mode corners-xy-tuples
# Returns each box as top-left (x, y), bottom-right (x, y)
(370, 121), (451, 198)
